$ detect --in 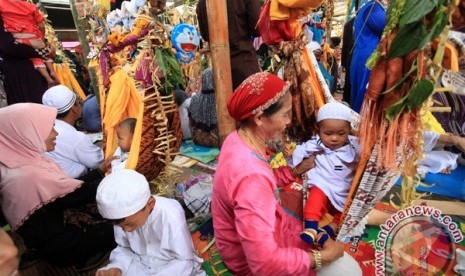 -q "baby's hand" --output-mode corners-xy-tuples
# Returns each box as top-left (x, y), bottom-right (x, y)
(282, 142), (296, 158)
(95, 268), (122, 276)
(98, 156), (119, 174)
